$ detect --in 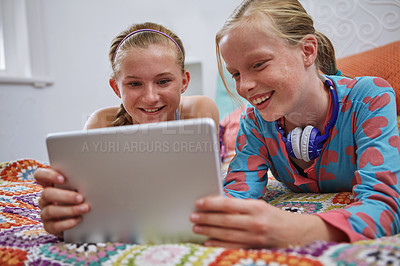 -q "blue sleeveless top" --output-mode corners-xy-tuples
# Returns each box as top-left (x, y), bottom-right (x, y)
(174, 108), (180, 120)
